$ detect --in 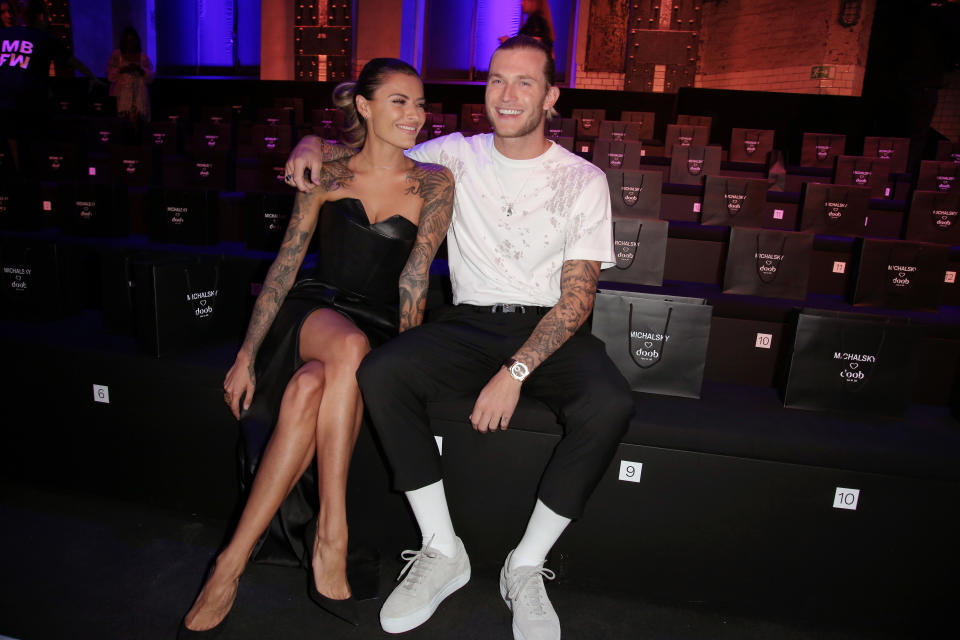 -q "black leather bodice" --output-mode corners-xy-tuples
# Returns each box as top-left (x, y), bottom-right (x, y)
(313, 197), (417, 304)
